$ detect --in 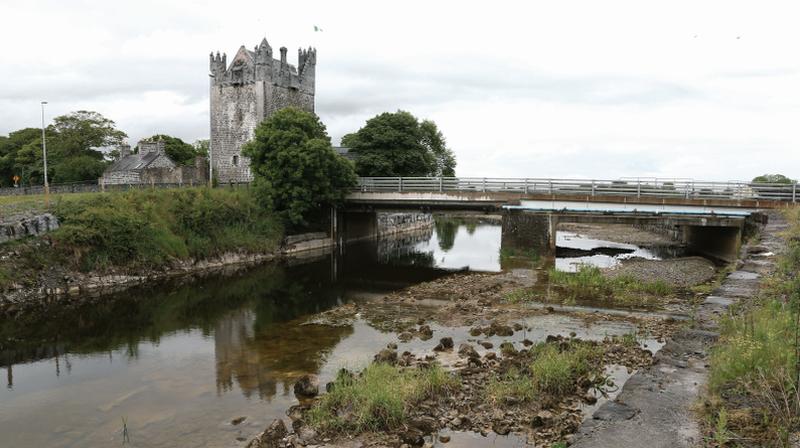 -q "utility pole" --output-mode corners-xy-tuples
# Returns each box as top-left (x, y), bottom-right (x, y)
(40, 101), (50, 206)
